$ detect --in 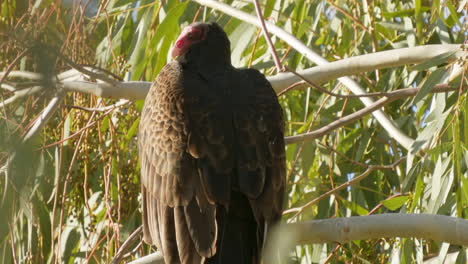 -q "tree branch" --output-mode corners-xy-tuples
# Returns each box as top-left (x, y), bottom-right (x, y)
(252, 0), (283, 72)
(128, 212), (468, 264)
(61, 81), (150, 101)
(0, 86), (44, 107)
(283, 158), (405, 217)
(272, 46), (461, 93)
(8, 45), (457, 101)
(111, 226), (143, 264)
(64, 99), (130, 112)
(22, 92), (65, 143)
(265, 214), (468, 263)
(285, 84), (463, 145)
(128, 252), (164, 264)
(0, 71), (43, 81)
